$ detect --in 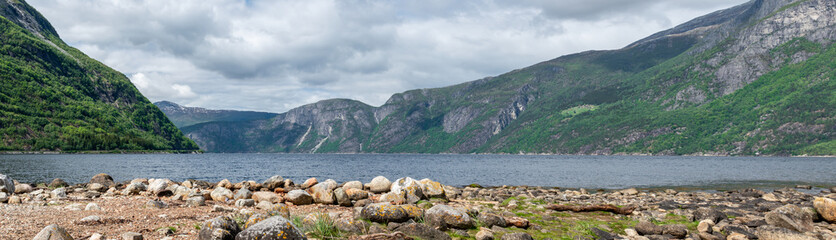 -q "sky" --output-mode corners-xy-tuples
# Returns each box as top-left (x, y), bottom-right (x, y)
(29, 0), (748, 113)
